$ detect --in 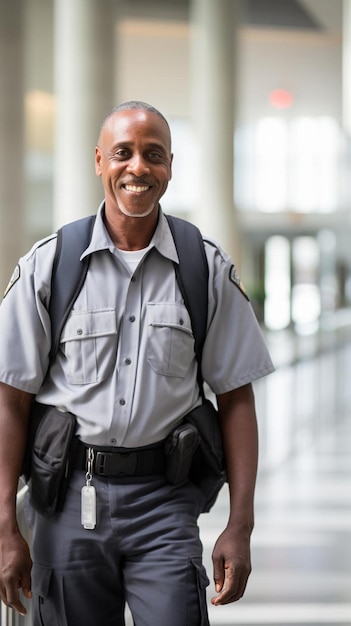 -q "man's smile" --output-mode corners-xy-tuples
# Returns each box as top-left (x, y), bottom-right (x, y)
(123, 184), (151, 193)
